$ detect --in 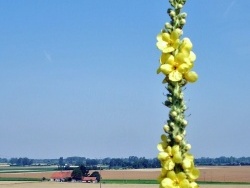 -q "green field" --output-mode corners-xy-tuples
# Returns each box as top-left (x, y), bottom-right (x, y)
(0, 166), (56, 173)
